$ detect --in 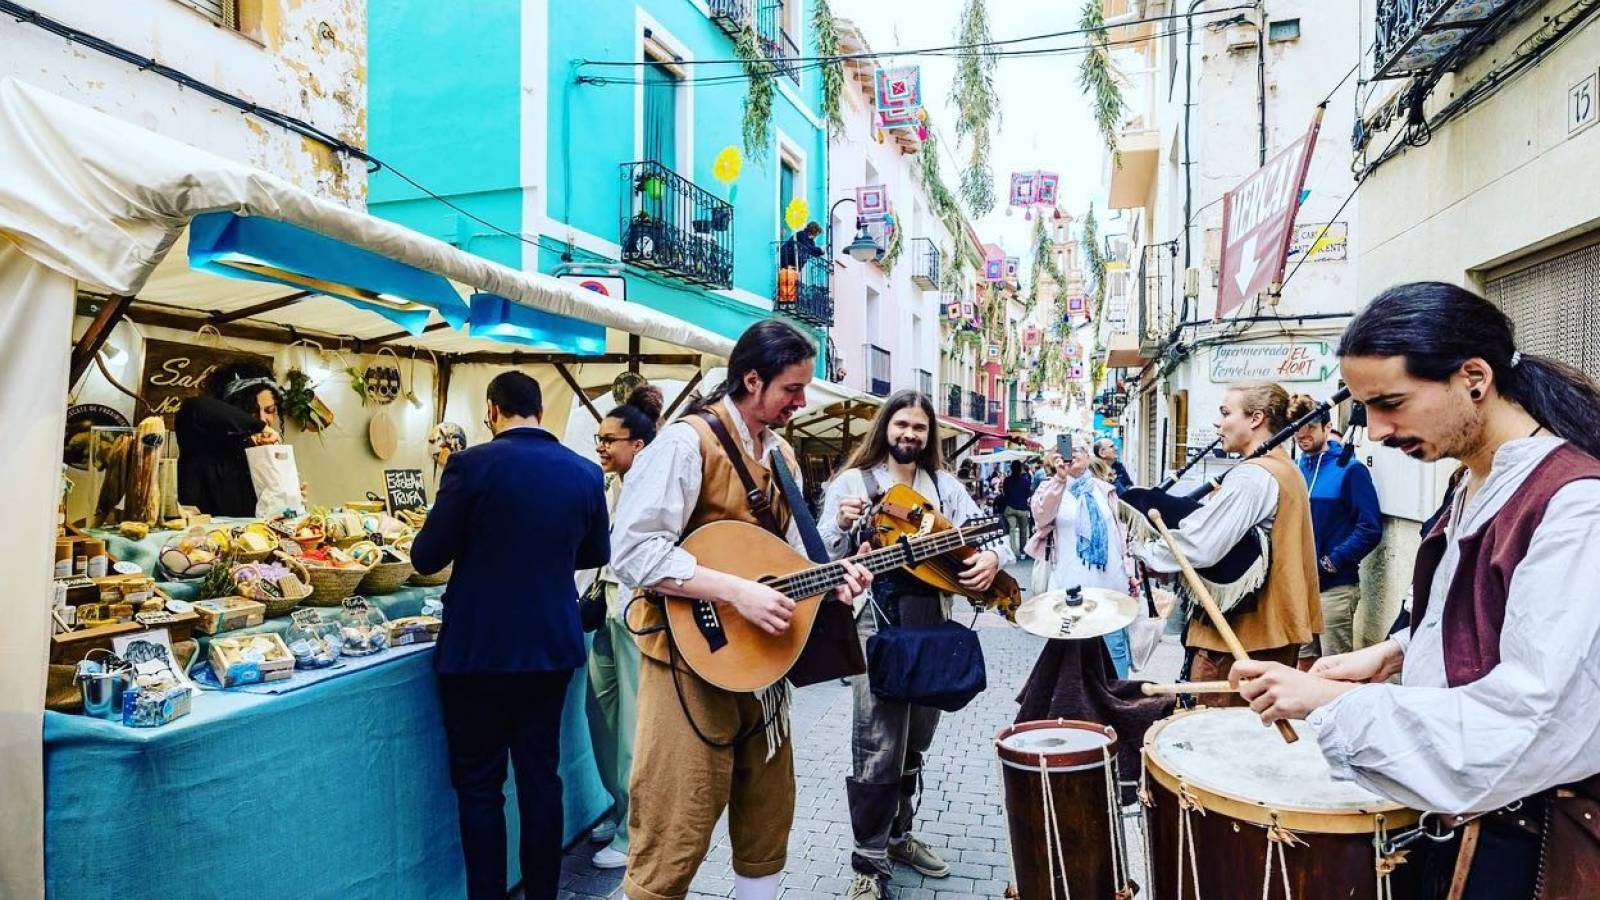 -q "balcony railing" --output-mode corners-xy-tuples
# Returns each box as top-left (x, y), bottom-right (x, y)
(1372, 0), (1538, 81)
(620, 161), (734, 289)
(987, 399), (1002, 427)
(968, 392), (986, 423)
(867, 344), (892, 397)
(916, 368), (934, 397)
(1137, 241), (1176, 351)
(945, 384), (963, 420)
(706, 0), (798, 82)
(772, 239), (833, 328)
(910, 238), (940, 290)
